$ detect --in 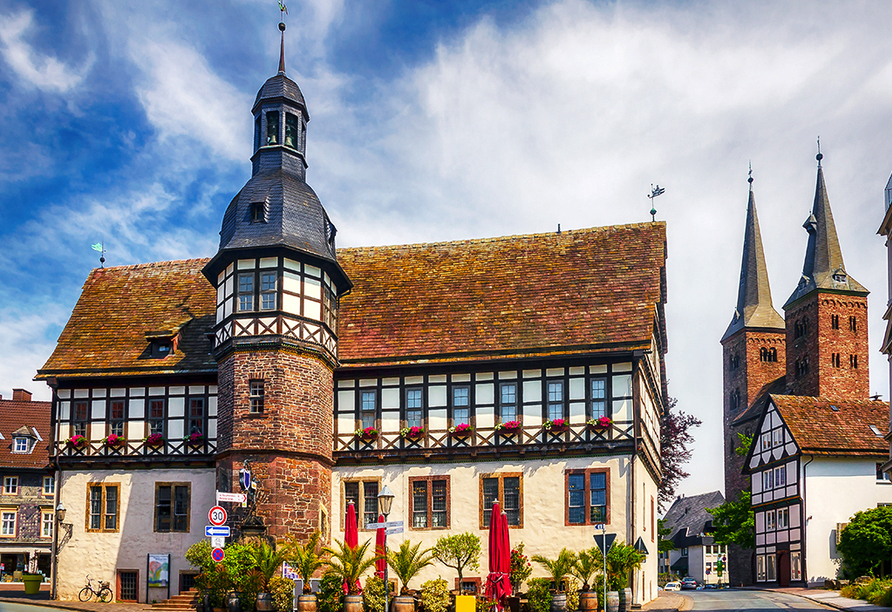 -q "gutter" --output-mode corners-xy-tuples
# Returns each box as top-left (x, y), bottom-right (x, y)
(801, 455), (814, 586)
